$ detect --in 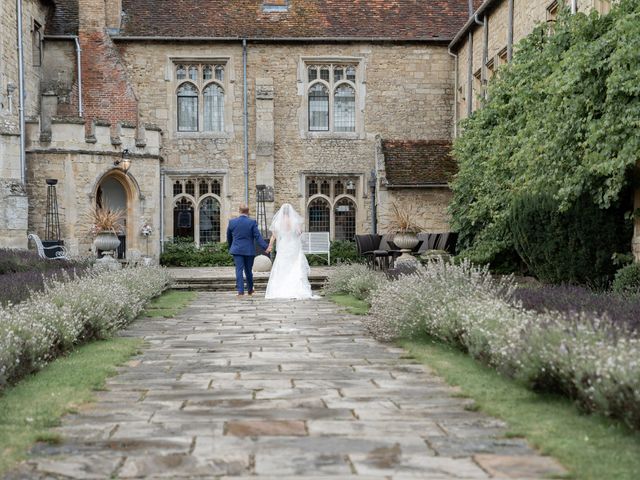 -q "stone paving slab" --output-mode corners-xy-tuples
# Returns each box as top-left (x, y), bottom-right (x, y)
(6, 293), (566, 479)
